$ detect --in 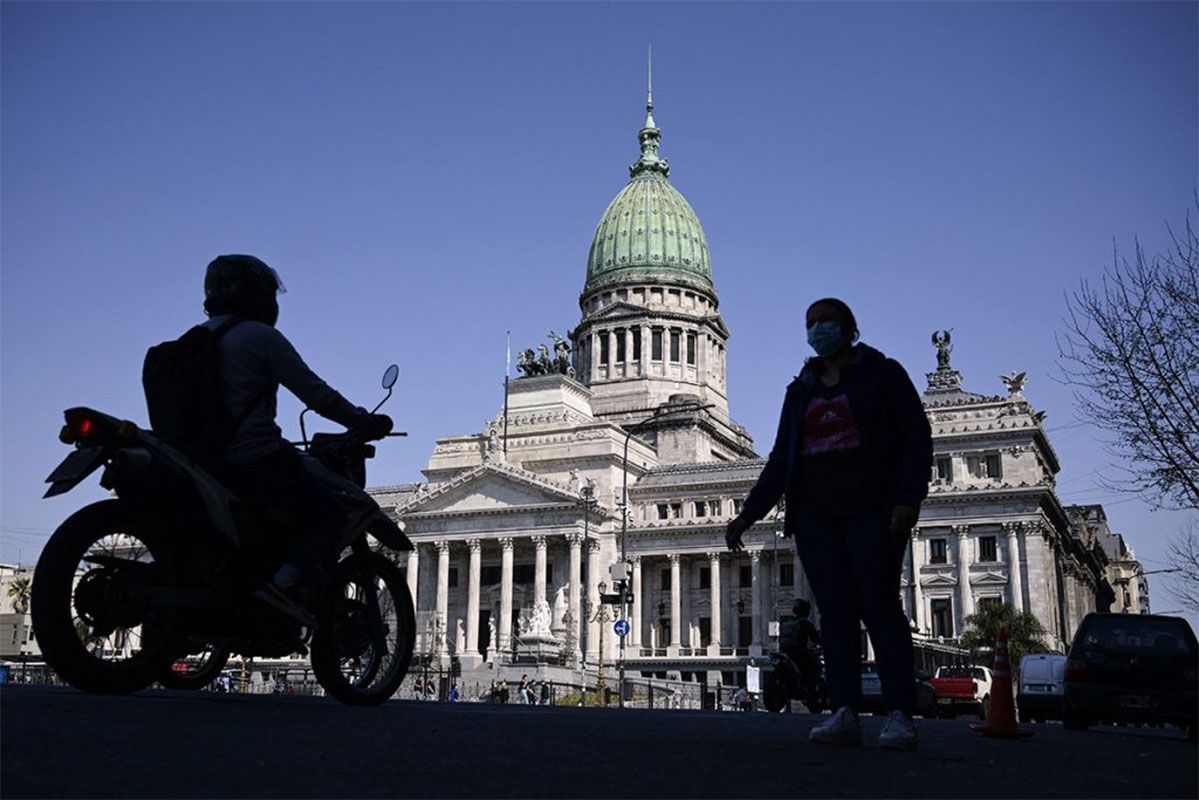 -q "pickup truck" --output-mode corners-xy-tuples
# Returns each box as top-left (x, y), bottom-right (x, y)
(929, 665), (992, 719)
